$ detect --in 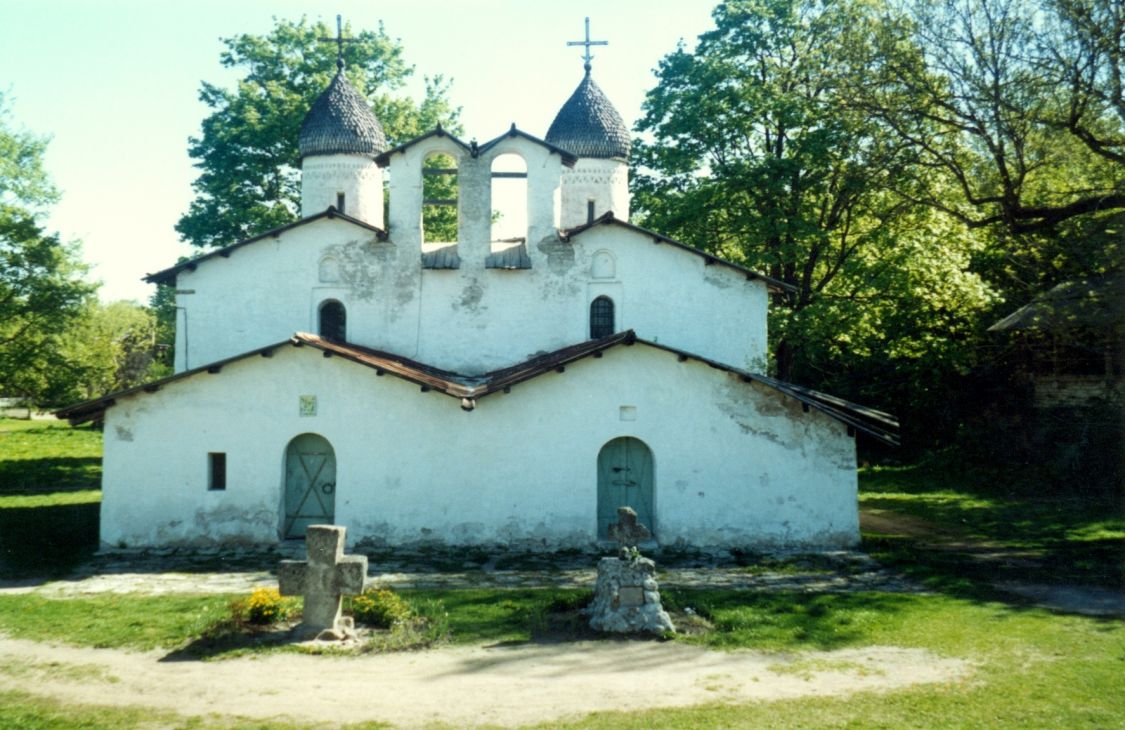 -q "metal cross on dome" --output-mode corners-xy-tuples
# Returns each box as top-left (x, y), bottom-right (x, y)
(567, 16), (608, 74)
(319, 14), (360, 70)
